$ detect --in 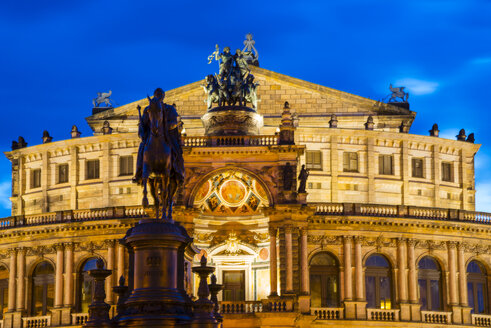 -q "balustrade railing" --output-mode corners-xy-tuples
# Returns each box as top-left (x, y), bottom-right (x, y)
(473, 314), (491, 326)
(182, 135), (279, 147)
(311, 307), (343, 320)
(360, 204), (397, 216)
(366, 308), (399, 321)
(220, 301), (262, 314)
(421, 311), (451, 324)
(72, 313), (89, 325)
(22, 315), (51, 328)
